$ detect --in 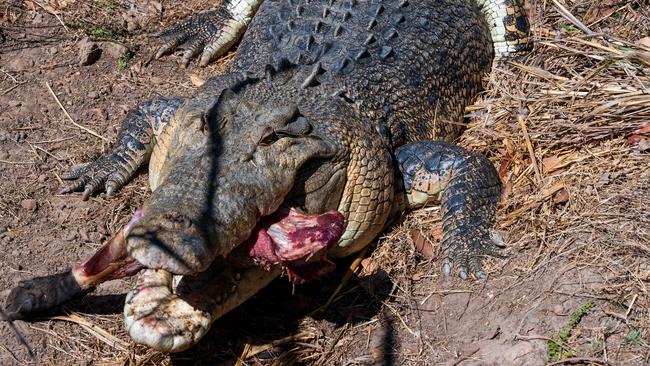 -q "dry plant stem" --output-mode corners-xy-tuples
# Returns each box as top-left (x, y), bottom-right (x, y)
(546, 357), (618, 366)
(235, 342), (251, 366)
(2, 81), (28, 95)
(310, 246), (369, 315)
(0, 309), (38, 364)
(517, 112), (542, 185)
(50, 313), (130, 352)
(245, 333), (317, 360)
(45, 82), (108, 142)
(551, 0), (594, 35)
(32, 0), (69, 32)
